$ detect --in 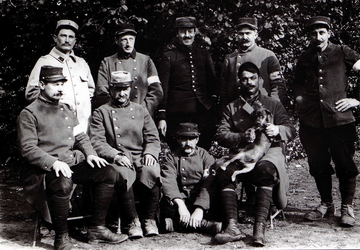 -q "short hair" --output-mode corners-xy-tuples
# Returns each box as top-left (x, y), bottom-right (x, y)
(238, 62), (260, 79)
